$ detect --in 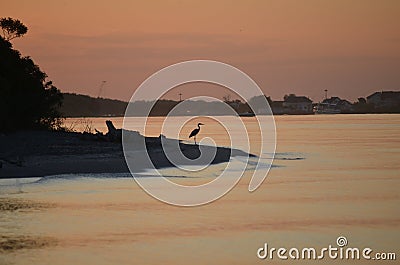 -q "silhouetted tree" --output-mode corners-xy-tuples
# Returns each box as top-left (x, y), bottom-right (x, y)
(249, 95), (273, 106)
(357, 97), (366, 104)
(0, 17), (28, 41)
(353, 97), (373, 113)
(0, 20), (63, 132)
(222, 94), (231, 102)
